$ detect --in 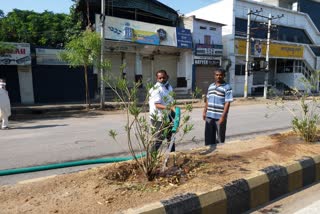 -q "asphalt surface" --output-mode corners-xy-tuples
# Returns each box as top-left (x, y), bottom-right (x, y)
(0, 99), (297, 185)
